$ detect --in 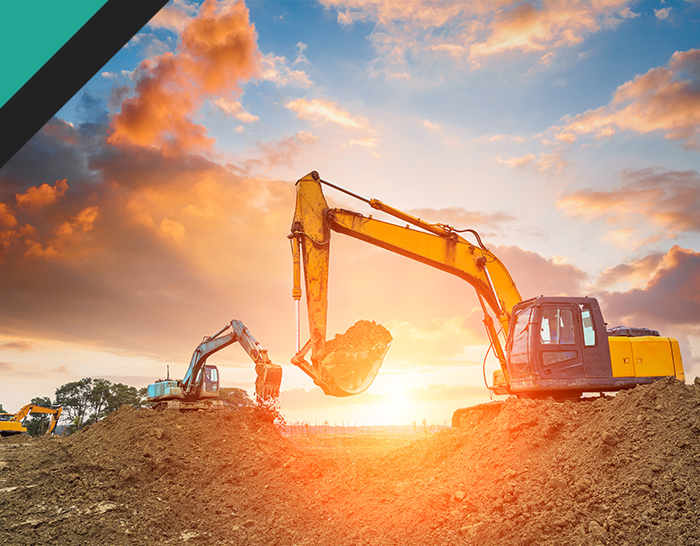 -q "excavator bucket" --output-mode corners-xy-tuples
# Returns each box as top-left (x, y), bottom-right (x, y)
(311, 320), (393, 397)
(255, 362), (283, 399)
